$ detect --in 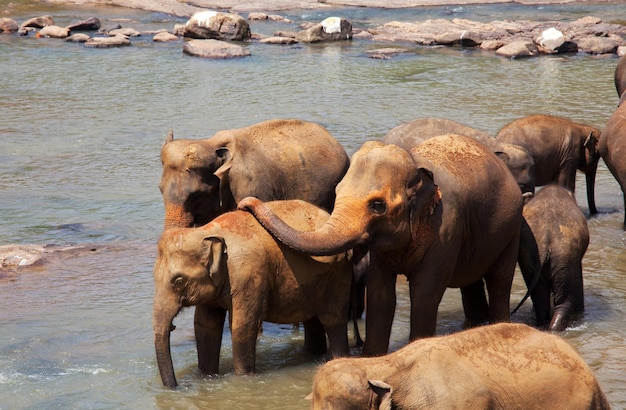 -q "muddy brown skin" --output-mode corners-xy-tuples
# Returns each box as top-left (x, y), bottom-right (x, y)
(599, 94), (626, 229)
(308, 323), (610, 410)
(615, 54), (626, 99)
(159, 118), (349, 228)
(240, 135), (523, 356)
(495, 114), (601, 214)
(382, 117), (535, 193)
(518, 185), (589, 331)
(153, 200), (353, 388)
